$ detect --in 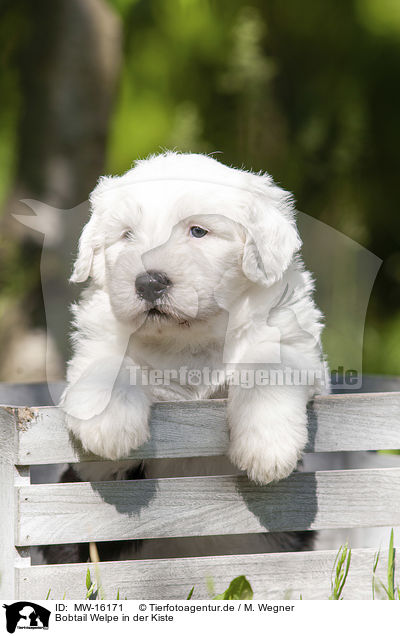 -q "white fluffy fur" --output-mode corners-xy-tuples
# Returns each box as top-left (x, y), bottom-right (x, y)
(62, 152), (328, 484)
